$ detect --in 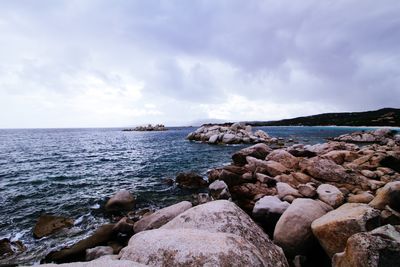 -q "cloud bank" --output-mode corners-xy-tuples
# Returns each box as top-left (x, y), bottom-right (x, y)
(0, 0), (399, 127)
